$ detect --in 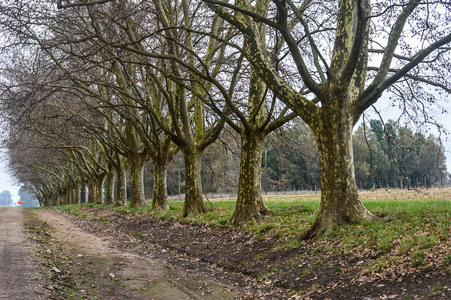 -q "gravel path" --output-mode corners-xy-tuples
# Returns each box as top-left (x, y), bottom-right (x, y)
(34, 209), (241, 299)
(0, 207), (43, 299)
